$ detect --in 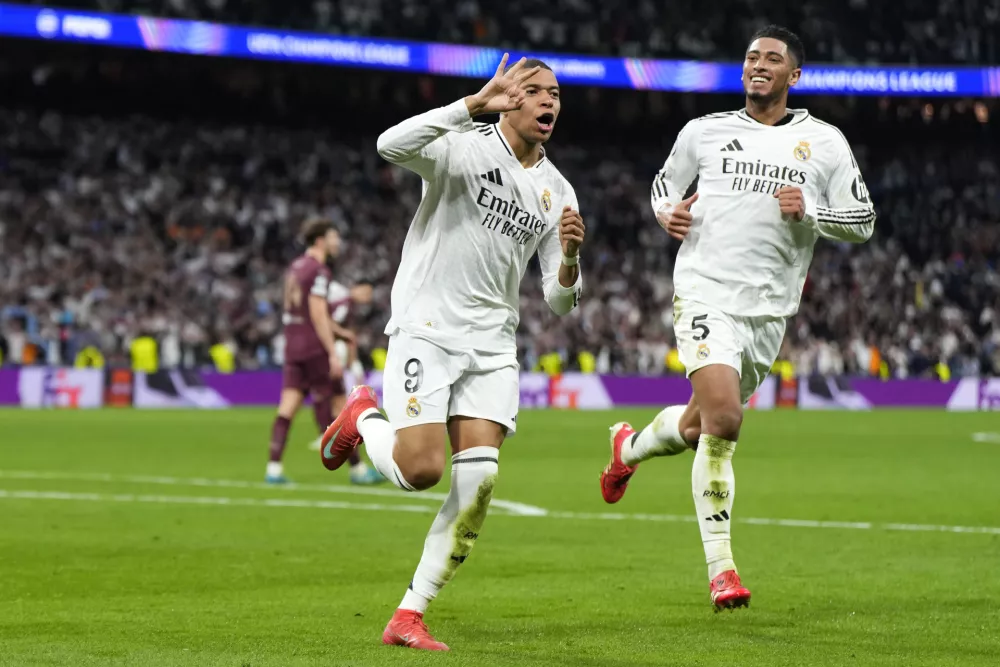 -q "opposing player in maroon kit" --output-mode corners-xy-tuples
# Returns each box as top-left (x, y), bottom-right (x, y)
(266, 218), (376, 484)
(305, 272), (384, 484)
